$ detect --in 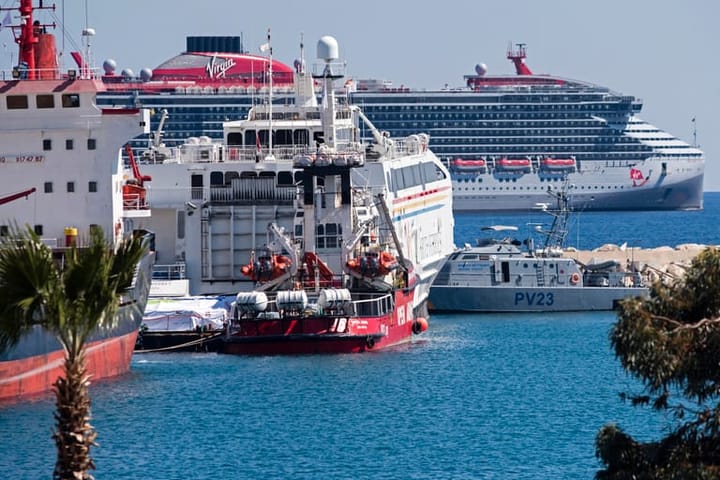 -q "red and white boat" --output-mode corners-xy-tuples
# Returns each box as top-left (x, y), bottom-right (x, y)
(539, 157), (577, 173)
(220, 36), (453, 354)
(495, 157), (532, 173)
(451, 158), (487, 172)
(0, 1), (154, 402)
